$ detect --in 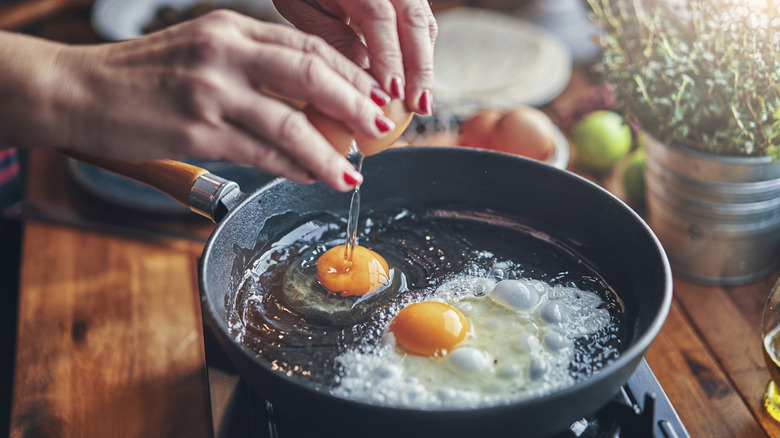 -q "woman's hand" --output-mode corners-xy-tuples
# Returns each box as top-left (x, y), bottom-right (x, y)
(273, 0), (438, 116)
(0, 11), (400, 191)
